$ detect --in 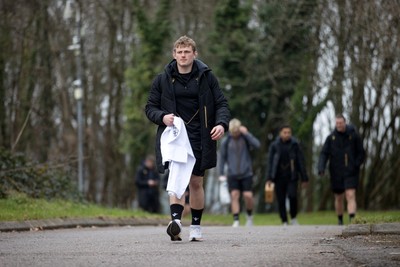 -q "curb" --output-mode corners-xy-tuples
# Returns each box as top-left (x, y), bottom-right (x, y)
(0, 218), (225, 232)
(2, 220), (399, 234)
(342, 223), (400, 237)
(0, 218), (170, 232)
